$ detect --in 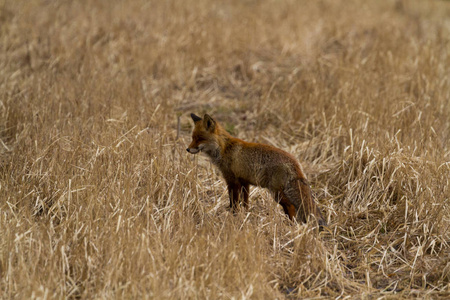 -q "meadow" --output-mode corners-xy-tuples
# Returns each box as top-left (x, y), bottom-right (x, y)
(0, 0), (449, 298)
